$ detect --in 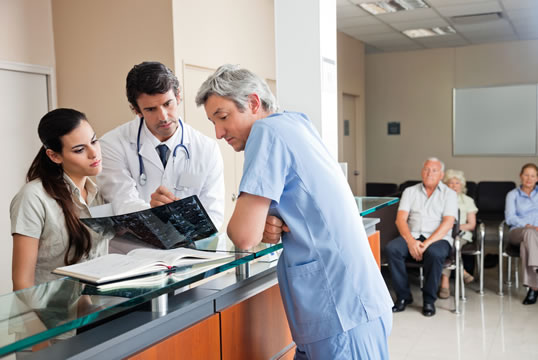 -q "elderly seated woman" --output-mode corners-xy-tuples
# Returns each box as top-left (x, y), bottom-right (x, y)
(505, 163), (538, 305)
(438, 169), (477, 299)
